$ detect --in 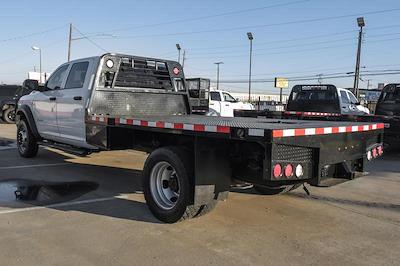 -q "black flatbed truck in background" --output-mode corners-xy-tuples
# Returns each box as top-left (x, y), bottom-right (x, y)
(16, 54), (384, 223)
(236, 83), (400, 149)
